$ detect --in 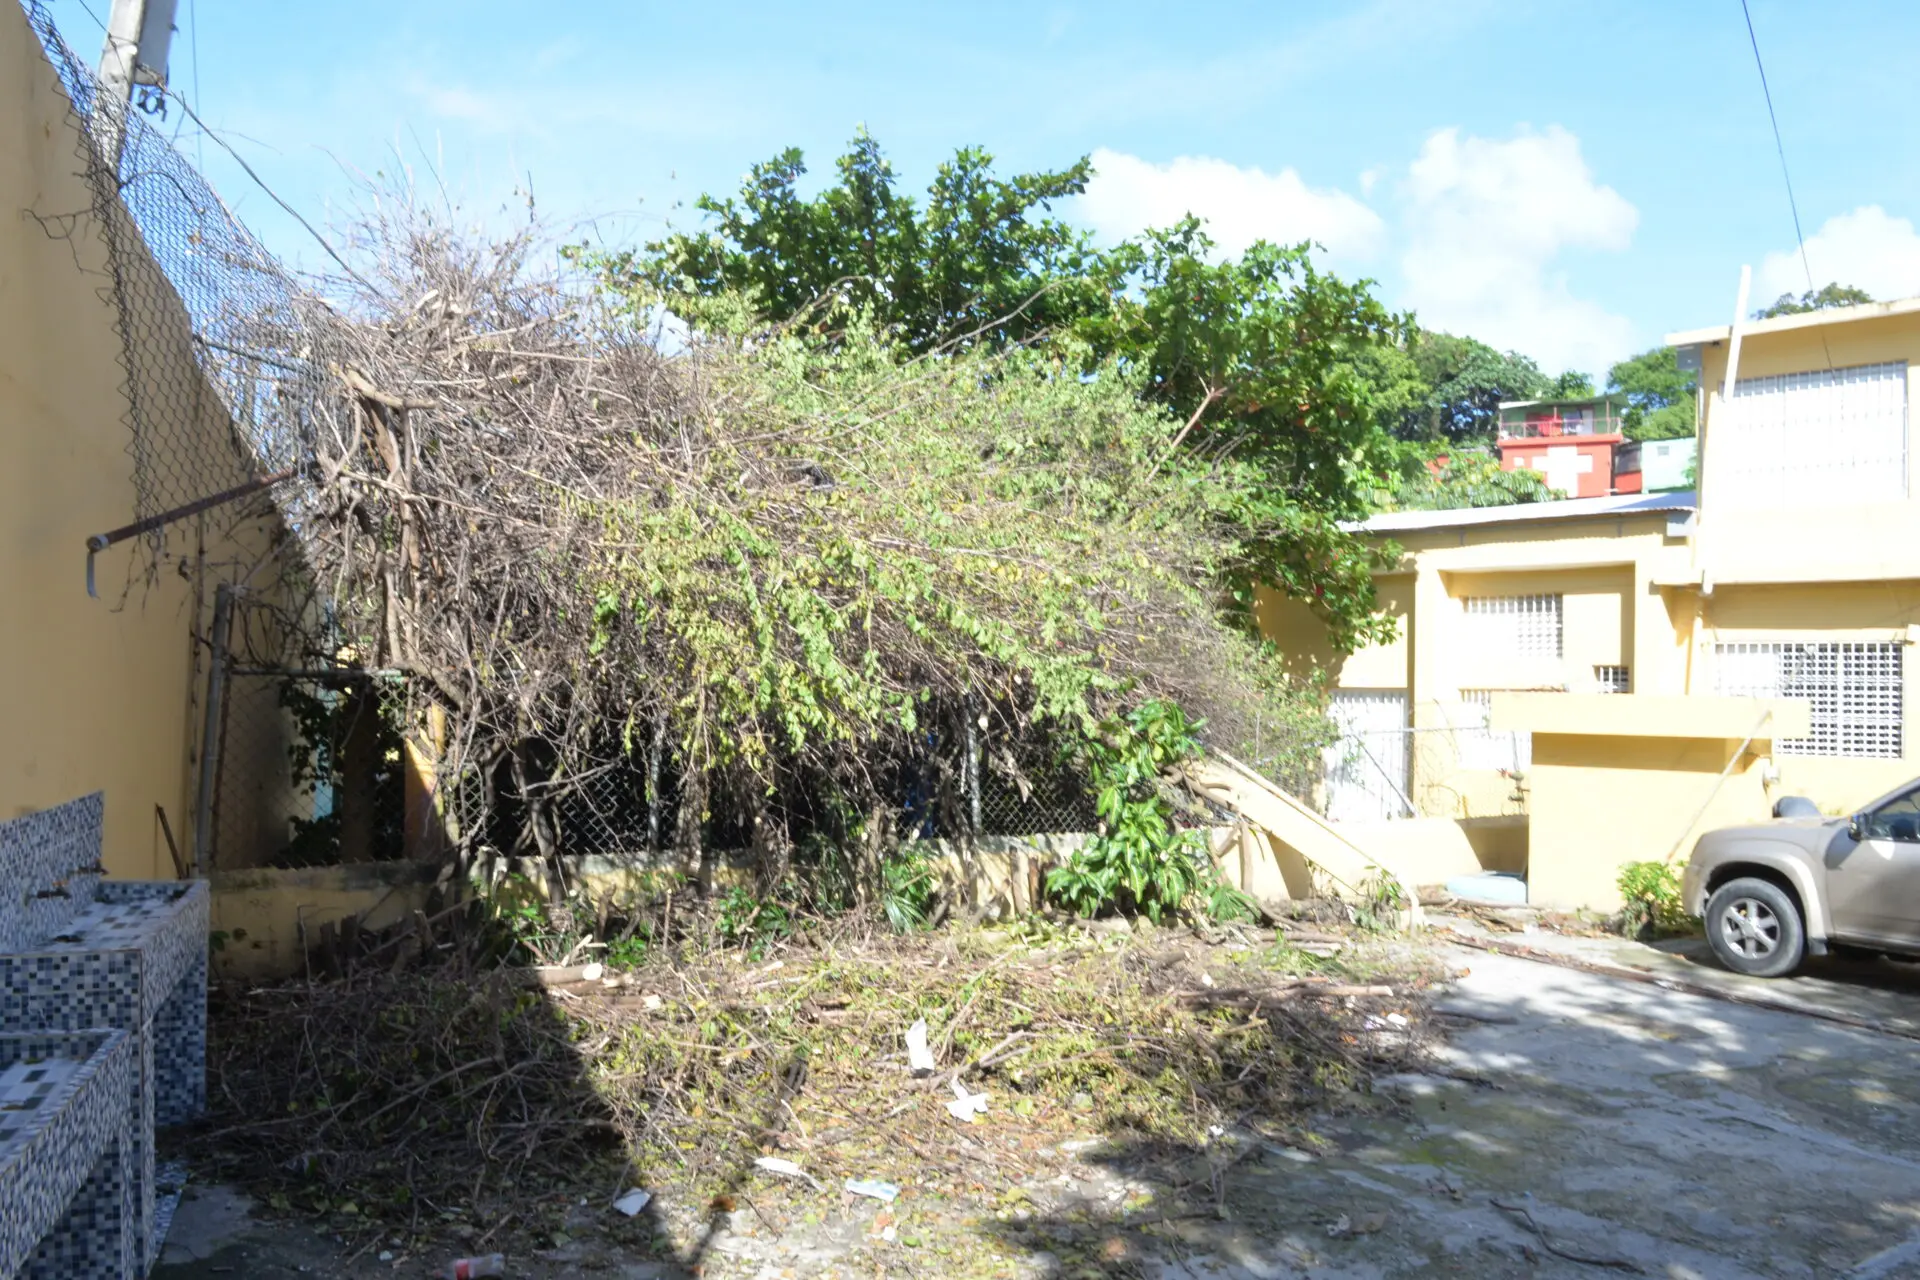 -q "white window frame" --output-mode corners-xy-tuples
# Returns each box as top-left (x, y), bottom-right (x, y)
(1716, 361), (1907, 509)
(1593, 665), (1630, 694)
(1462, 594), (1563, 661)
(1713, 641), (1904, 759)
